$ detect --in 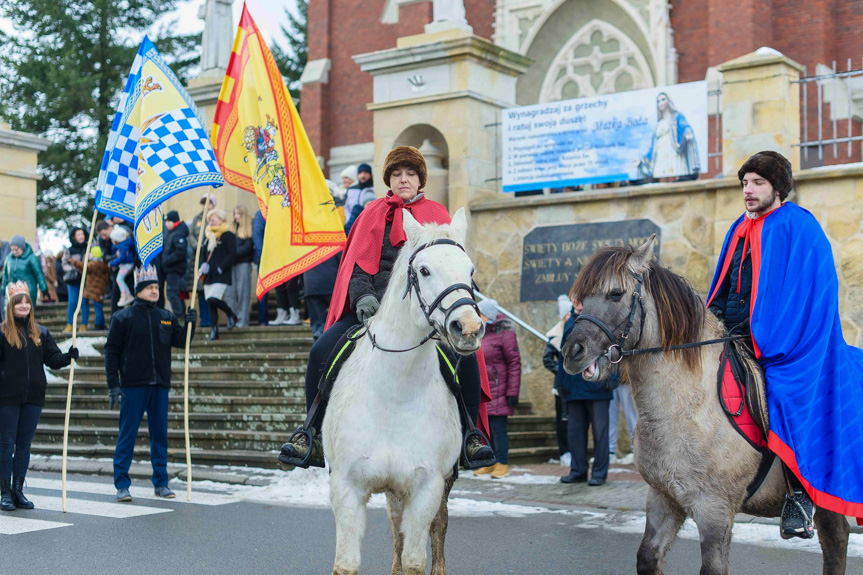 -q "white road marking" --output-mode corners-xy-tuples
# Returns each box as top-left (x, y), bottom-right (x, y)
(28, 495), (172, 518)
(0, 516), (73, 535)
(25, 478), (236, 506)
